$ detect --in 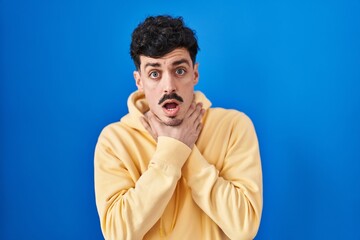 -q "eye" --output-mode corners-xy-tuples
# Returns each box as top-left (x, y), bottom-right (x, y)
(149, 71), (160, 79)
(175, 68), (186, 75)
